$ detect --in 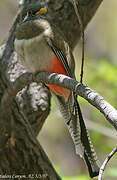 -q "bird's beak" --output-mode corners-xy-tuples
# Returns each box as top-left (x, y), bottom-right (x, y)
(35, 8), (47, 15)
